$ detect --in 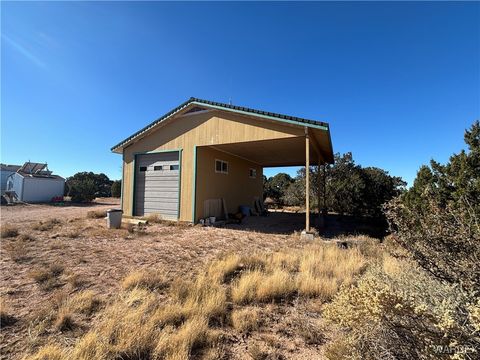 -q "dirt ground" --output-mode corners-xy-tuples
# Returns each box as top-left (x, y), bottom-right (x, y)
(0, 200), (320, 359)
